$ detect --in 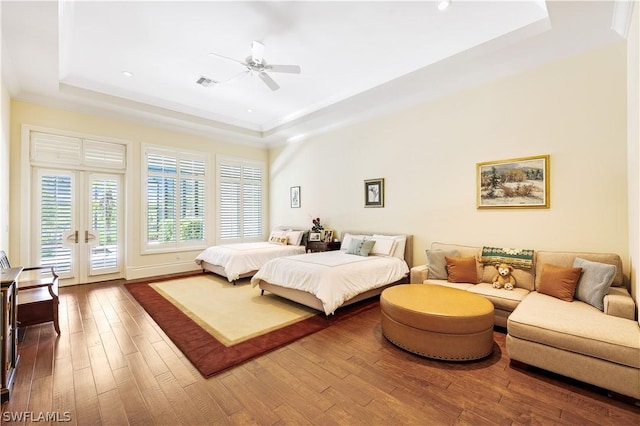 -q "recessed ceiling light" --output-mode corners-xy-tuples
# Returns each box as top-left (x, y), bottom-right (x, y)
(438, 0), (451, 11)
(122, 71), (133, 77)
(247, 109), (253, 113)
